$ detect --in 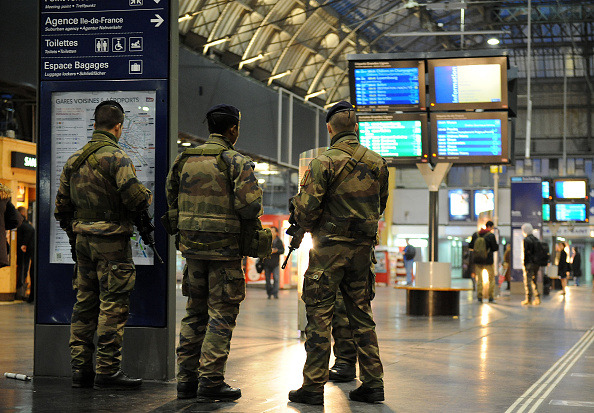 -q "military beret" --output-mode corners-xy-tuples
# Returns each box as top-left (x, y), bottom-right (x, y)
(206, 104), (241, 121)
(325, 100), (354, 123)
